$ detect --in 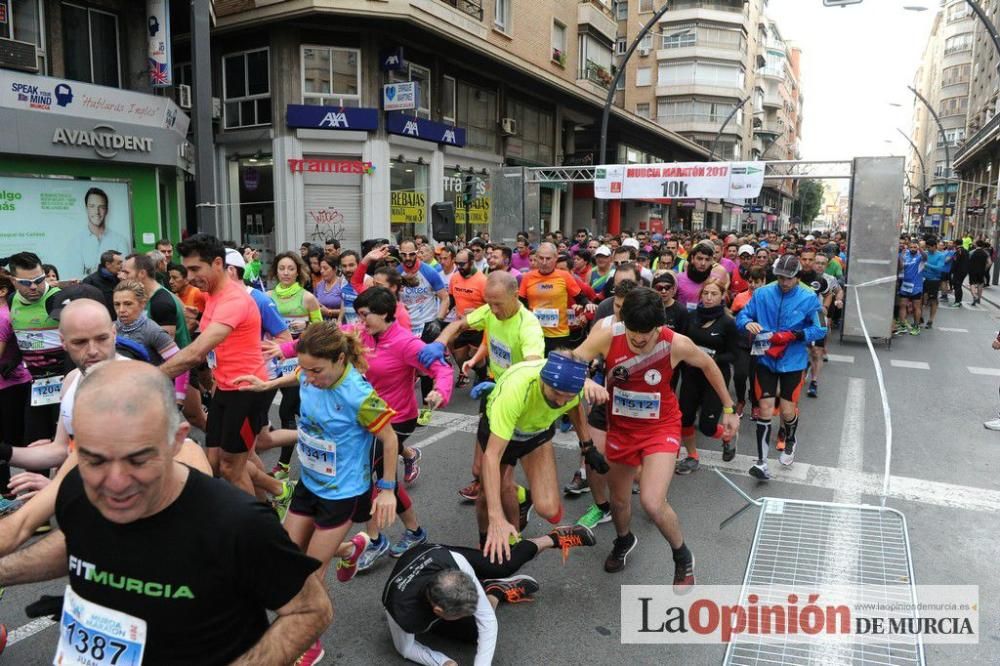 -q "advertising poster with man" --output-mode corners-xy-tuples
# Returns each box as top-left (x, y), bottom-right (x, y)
(0, 176), (132, 279)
